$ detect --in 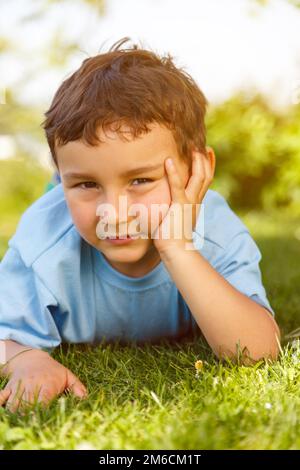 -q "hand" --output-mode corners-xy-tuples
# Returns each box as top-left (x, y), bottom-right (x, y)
(152, 150), (214, 257)
(0, 349), (88, 413)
